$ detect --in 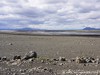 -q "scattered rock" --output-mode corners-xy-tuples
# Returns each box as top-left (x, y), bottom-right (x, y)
(41, 60), (45, 63)
(1, 53), (100, 75)
(13, 55), (21, 60)
(28, 58), (34, 62)
(75, 57), (86, 63)
(69, 58), (76, 62)
(2, 56), (7, 61)
(43, 67), (48, 72)
(59, 57), (66, 61)
(33, 66), (53, 73)
(85, 57), (95, 63)
(19, 69), (27, 74)
(22, 51), (37, 60)
(36, 66), (44, 72)
(59, 63), (64, 66)
(75, 57), (95, 63)
(8, 43), (13, 45)
(52, 58), (59, 61)
(49, 58), (59, 63)
(96, 58), (100, 64)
